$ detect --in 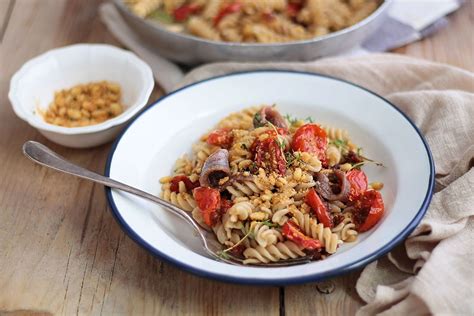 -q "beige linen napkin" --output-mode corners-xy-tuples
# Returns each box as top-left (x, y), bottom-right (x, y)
(178, 55), (474, 315)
